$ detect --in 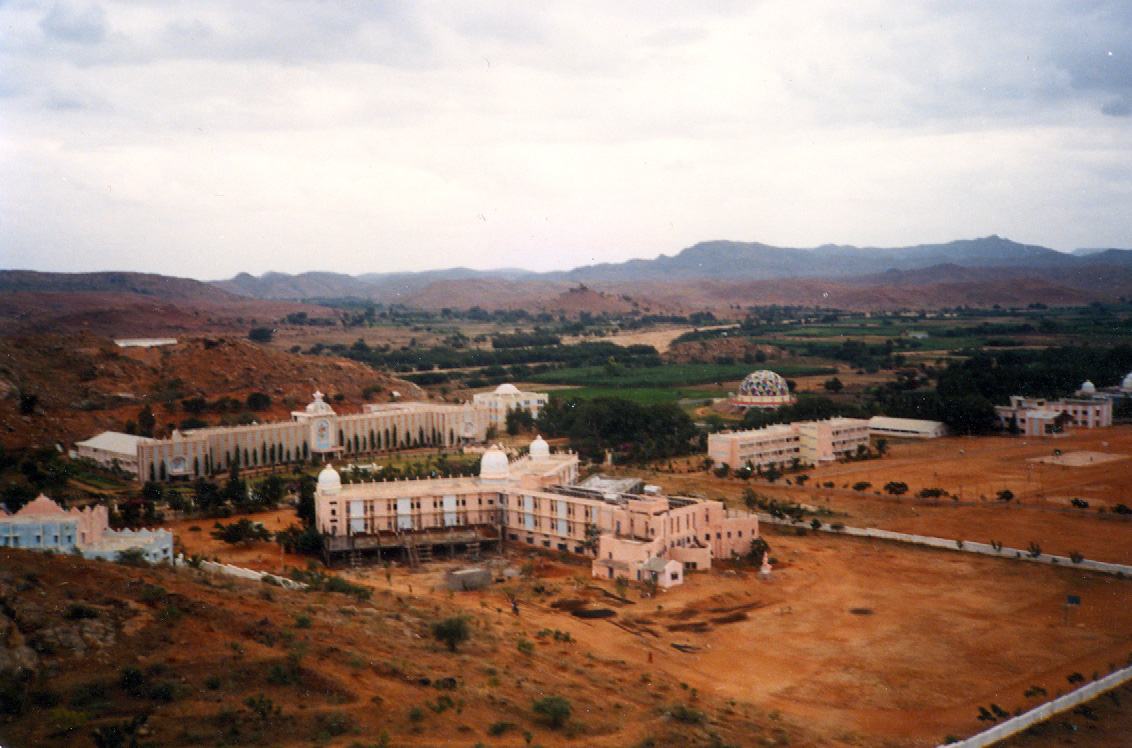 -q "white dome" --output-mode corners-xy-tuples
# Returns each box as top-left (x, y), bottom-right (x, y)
(317, 464), (341, 495)
(529, 434), (550, 459)
(494, 383), (521, 395)
(479, 444), (510, 482)
(1123, 372), (1132, 391)
(1080, 380), (1096, 395)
